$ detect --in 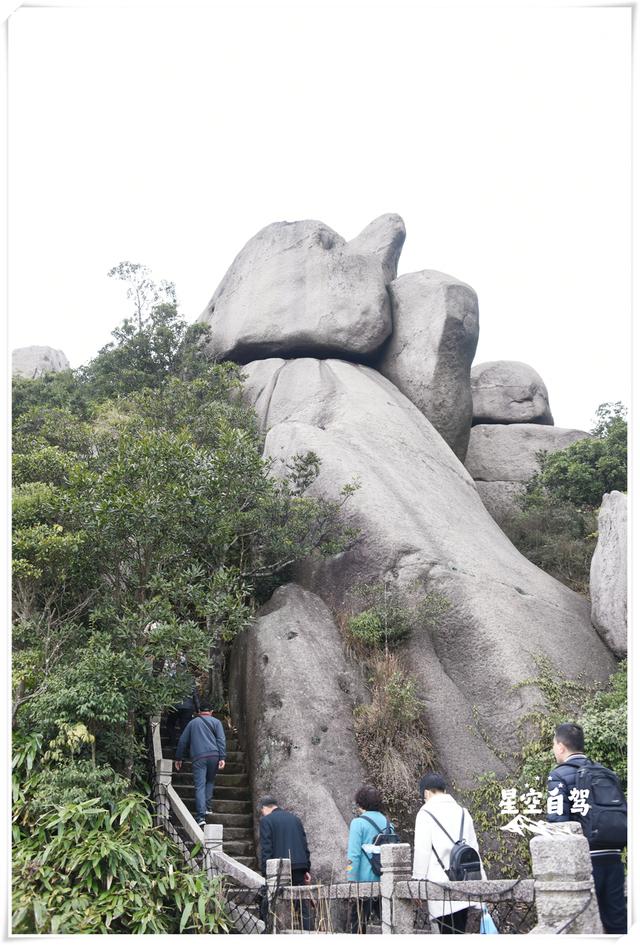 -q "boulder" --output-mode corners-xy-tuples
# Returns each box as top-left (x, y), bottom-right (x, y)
(590, 492), (627, 657)
(229, 583), (367, 879)
(344, 213), (406, 284)
(474, 481), (526, 525)
(241, 358), (616, 789)
(376, 270), (479, 461)
(199, 218), (397, 362)
(465, 424), (590, 484)
(471, 361), (554, 425)
(12, 345), (70, 378)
